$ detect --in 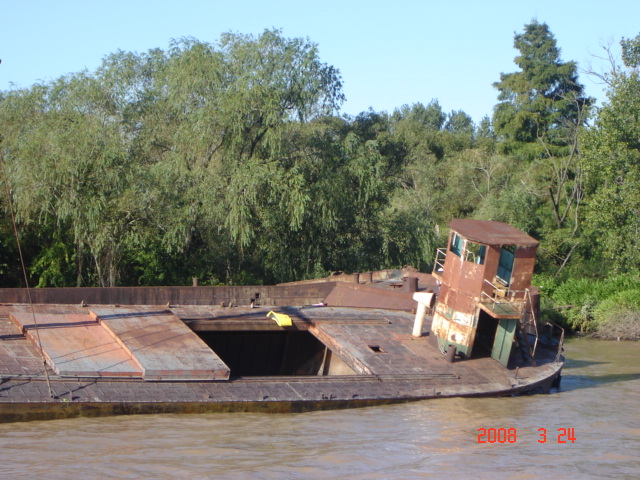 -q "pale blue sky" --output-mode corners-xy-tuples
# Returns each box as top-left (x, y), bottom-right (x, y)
(2, 0), (638, 123)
